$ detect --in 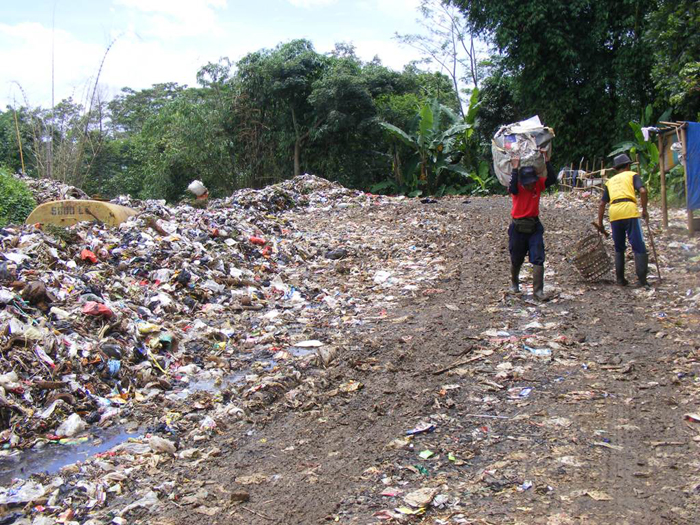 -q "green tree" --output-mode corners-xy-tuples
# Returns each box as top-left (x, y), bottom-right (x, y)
(647, 0), (700, 118)
(448, 0), (657, 163)
(267, 40), (329, 177)
(22, 97), (110, 189)
(305, 57), (380, 188)
(380, 98), (472, 195)
(233, 40), (446, 188)
(4, 39), (469, 201)
(474, 56), (521, 140)
(0, 107), (34, 174)
(108, 83), (187, 136)
(131, 89), (237, 200)
(396, 0), (486, 116)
